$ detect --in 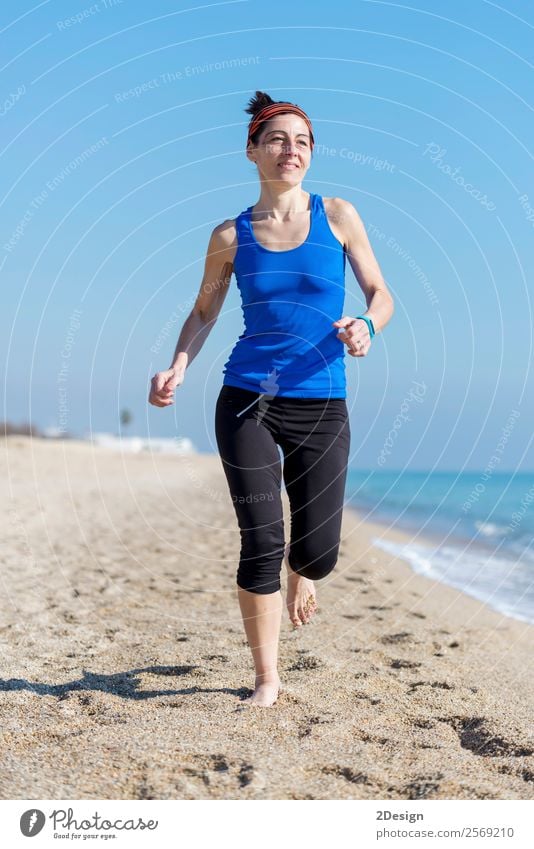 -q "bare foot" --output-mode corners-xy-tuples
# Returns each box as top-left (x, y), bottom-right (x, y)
(284, 543), (318, 628)
(241, 673), (281, 707)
